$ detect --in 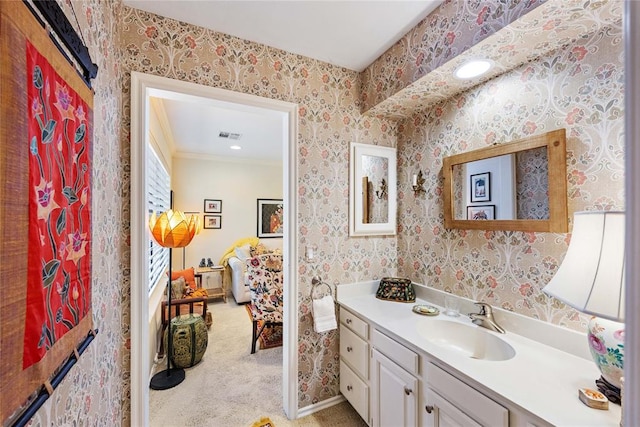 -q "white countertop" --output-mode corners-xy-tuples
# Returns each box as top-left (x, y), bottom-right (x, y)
(337, 282), (621, 427)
